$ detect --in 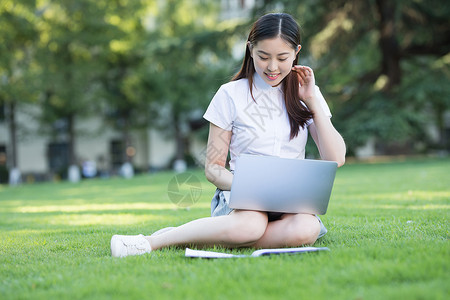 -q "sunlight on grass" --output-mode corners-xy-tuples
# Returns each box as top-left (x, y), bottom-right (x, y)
(334, 190), (450, 202)
(335, 204), (449, 210)
(57, 185), (164, 197)
(333, 189), (449, 210)
(367, 190), (450, 201)
(47, 213), (171, 226)
(11, 202), (210, 213)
